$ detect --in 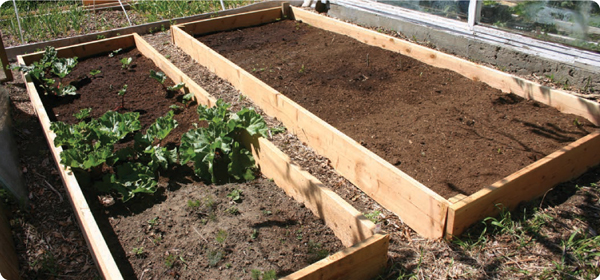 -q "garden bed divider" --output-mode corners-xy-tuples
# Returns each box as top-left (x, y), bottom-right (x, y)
(19, 32), (388, 279)
(171, 5), (600, 239)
